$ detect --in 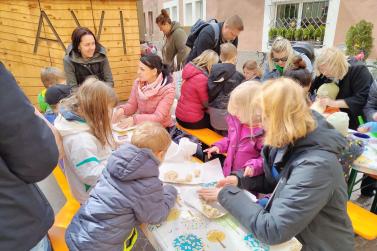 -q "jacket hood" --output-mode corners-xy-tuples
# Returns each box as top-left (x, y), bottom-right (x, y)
(292, 111), (346, 156)
(107, 143), (160, 181)
(54, 112), (90, 137)
(66, 44), (107, 64)
(210, 63), (237, 83)
(182, 62), (207, 80)
(168, 21), (183, 36)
